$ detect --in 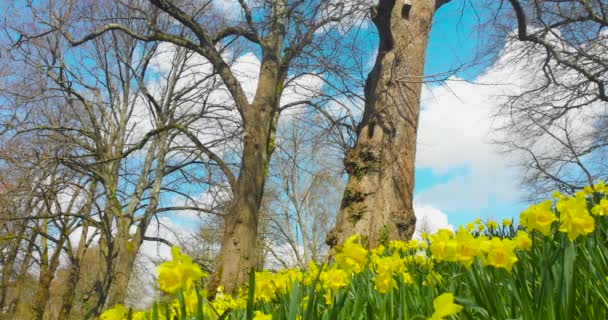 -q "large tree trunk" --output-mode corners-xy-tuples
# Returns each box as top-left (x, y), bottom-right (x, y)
(211, 58), (282, 294)
(328, 0), (449, 249)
